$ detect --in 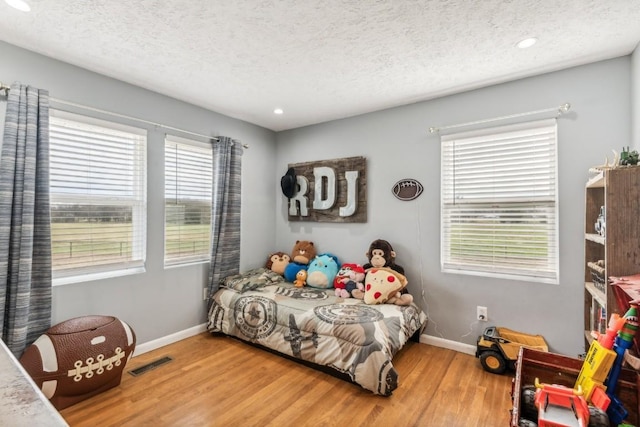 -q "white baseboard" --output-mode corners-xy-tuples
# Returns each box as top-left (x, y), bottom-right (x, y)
(132, 326), (474, 359)
(133, 323), (208, 357)
(420, 334), (476, 356)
